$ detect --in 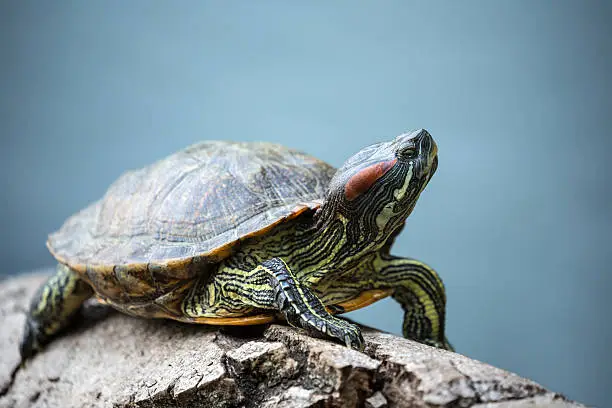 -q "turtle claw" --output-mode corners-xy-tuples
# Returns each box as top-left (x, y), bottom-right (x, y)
(19, 318), (44, 361)
(322, 316), (364, 351)
(421, 337), (454, 351)
(344, 330), (365, 351)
